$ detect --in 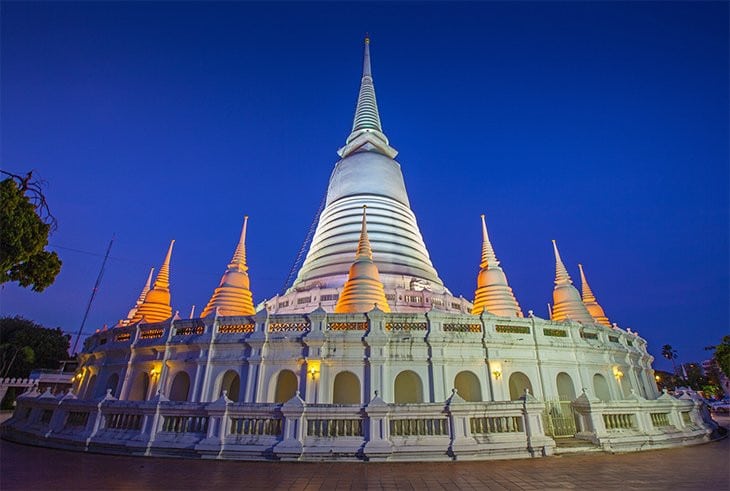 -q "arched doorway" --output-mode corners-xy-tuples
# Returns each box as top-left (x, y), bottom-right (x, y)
(332, 371), (360, 404)
(128, 372), (149, 401)
(169, 371), (191, 401)
(556, 372), (577, 401)
(394, 370), (423, 403)
(105, 373), (120, 397)
(508, 372), (533, 400)
(219, 370), (241, 402)
(274, 369), (298, 403)
(454, 371), (482, 402)
(593, 373), (611, 402)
